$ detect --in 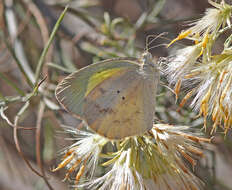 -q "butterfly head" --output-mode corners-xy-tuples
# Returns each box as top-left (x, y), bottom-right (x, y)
(141, 51), (156, 68)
